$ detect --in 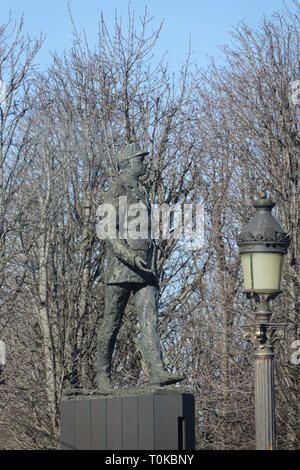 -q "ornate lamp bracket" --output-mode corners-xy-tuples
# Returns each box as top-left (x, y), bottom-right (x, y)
(243, 293), (285, 355)
(243, 322), (285, 356)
